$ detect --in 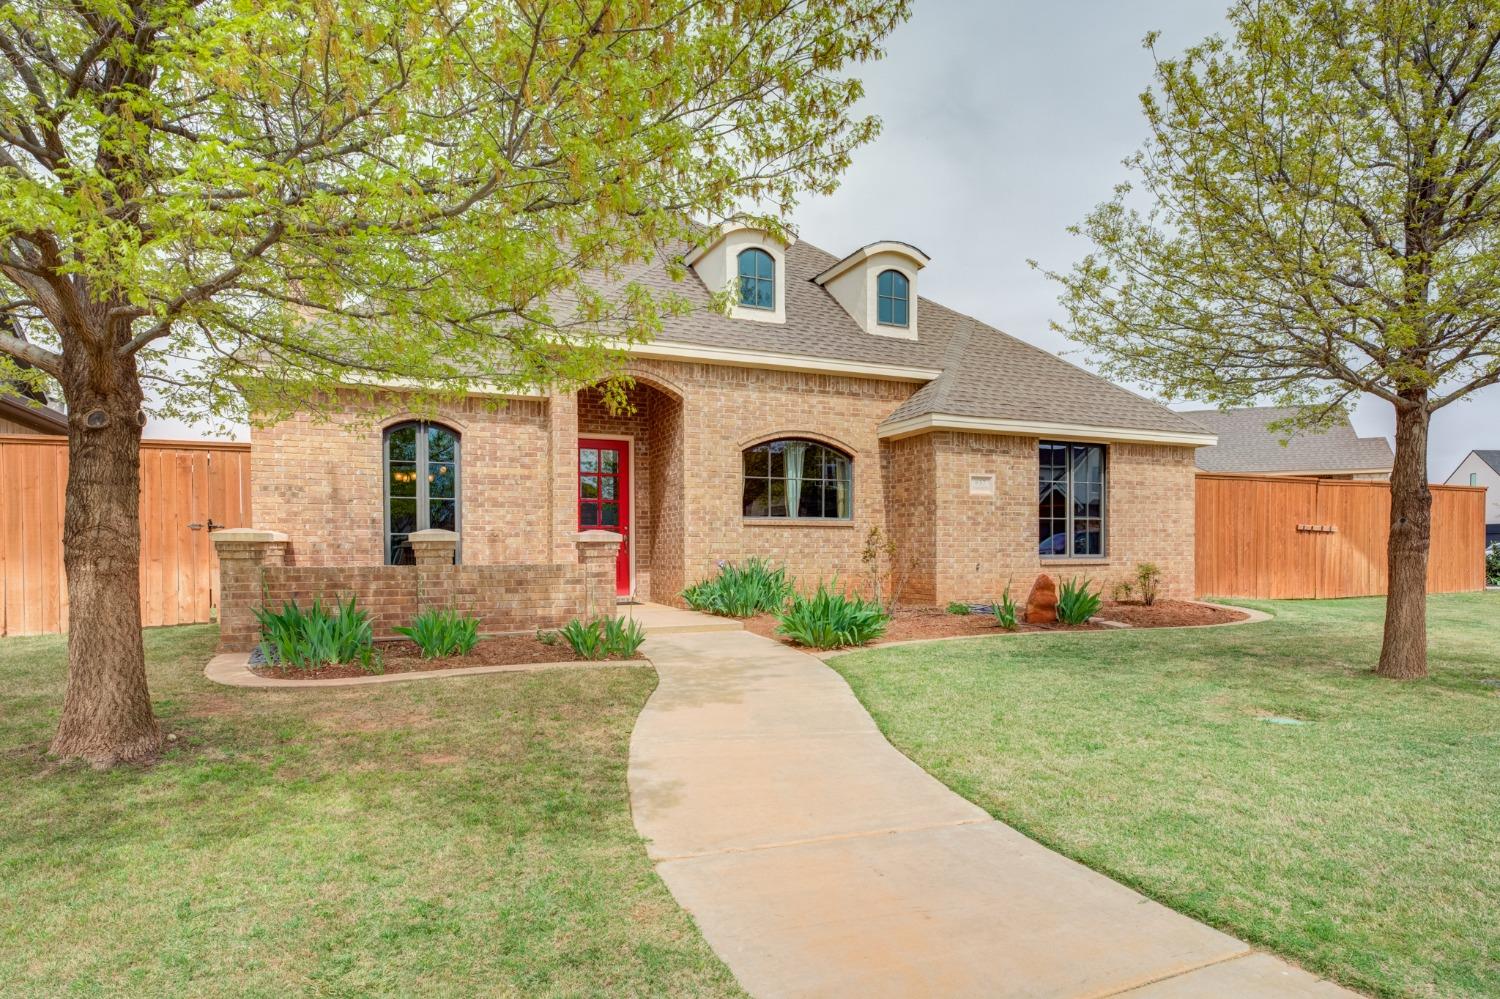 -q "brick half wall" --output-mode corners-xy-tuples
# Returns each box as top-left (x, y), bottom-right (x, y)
(213, 529), (619, 652)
